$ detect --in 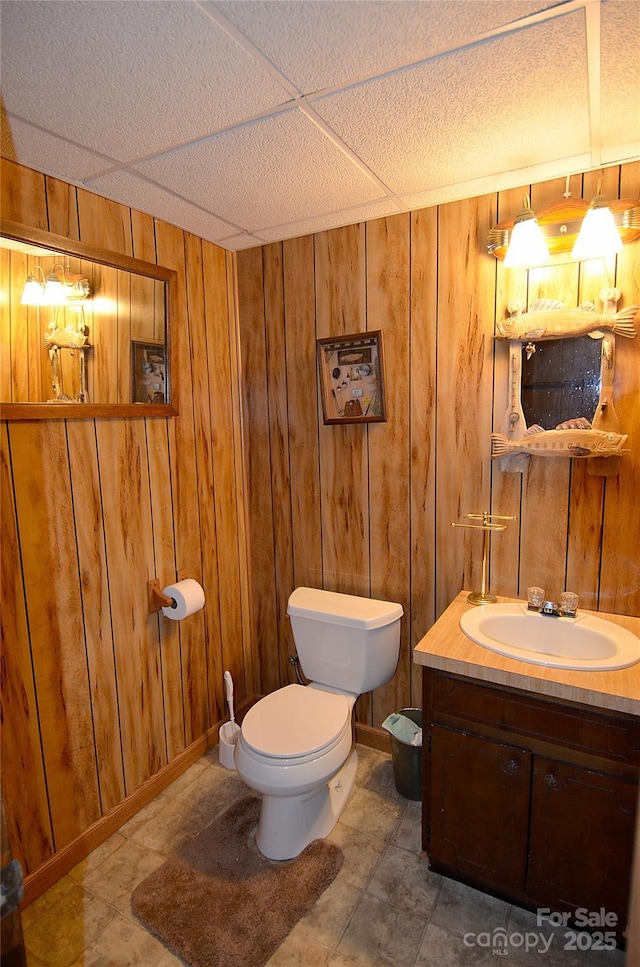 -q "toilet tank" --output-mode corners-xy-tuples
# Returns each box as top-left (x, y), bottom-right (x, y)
(287, 587), (403, 694)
